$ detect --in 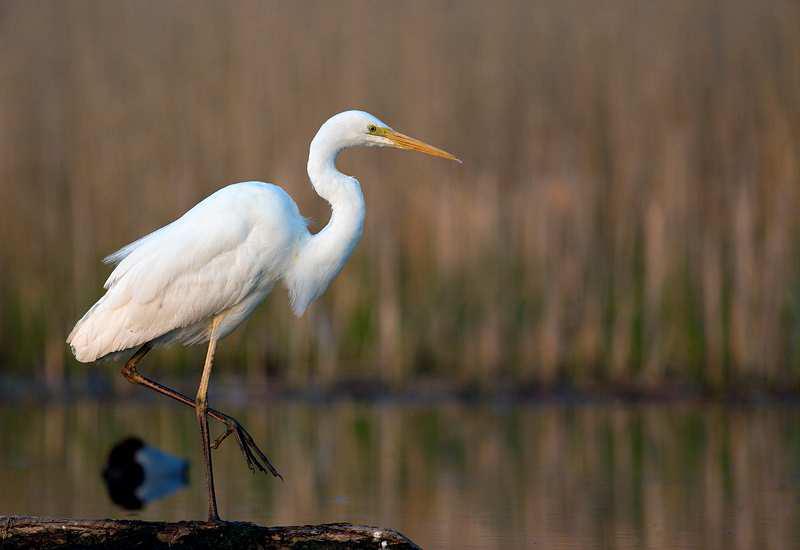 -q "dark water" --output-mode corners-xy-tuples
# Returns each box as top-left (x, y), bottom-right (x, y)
(1, 399), (799, 549)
